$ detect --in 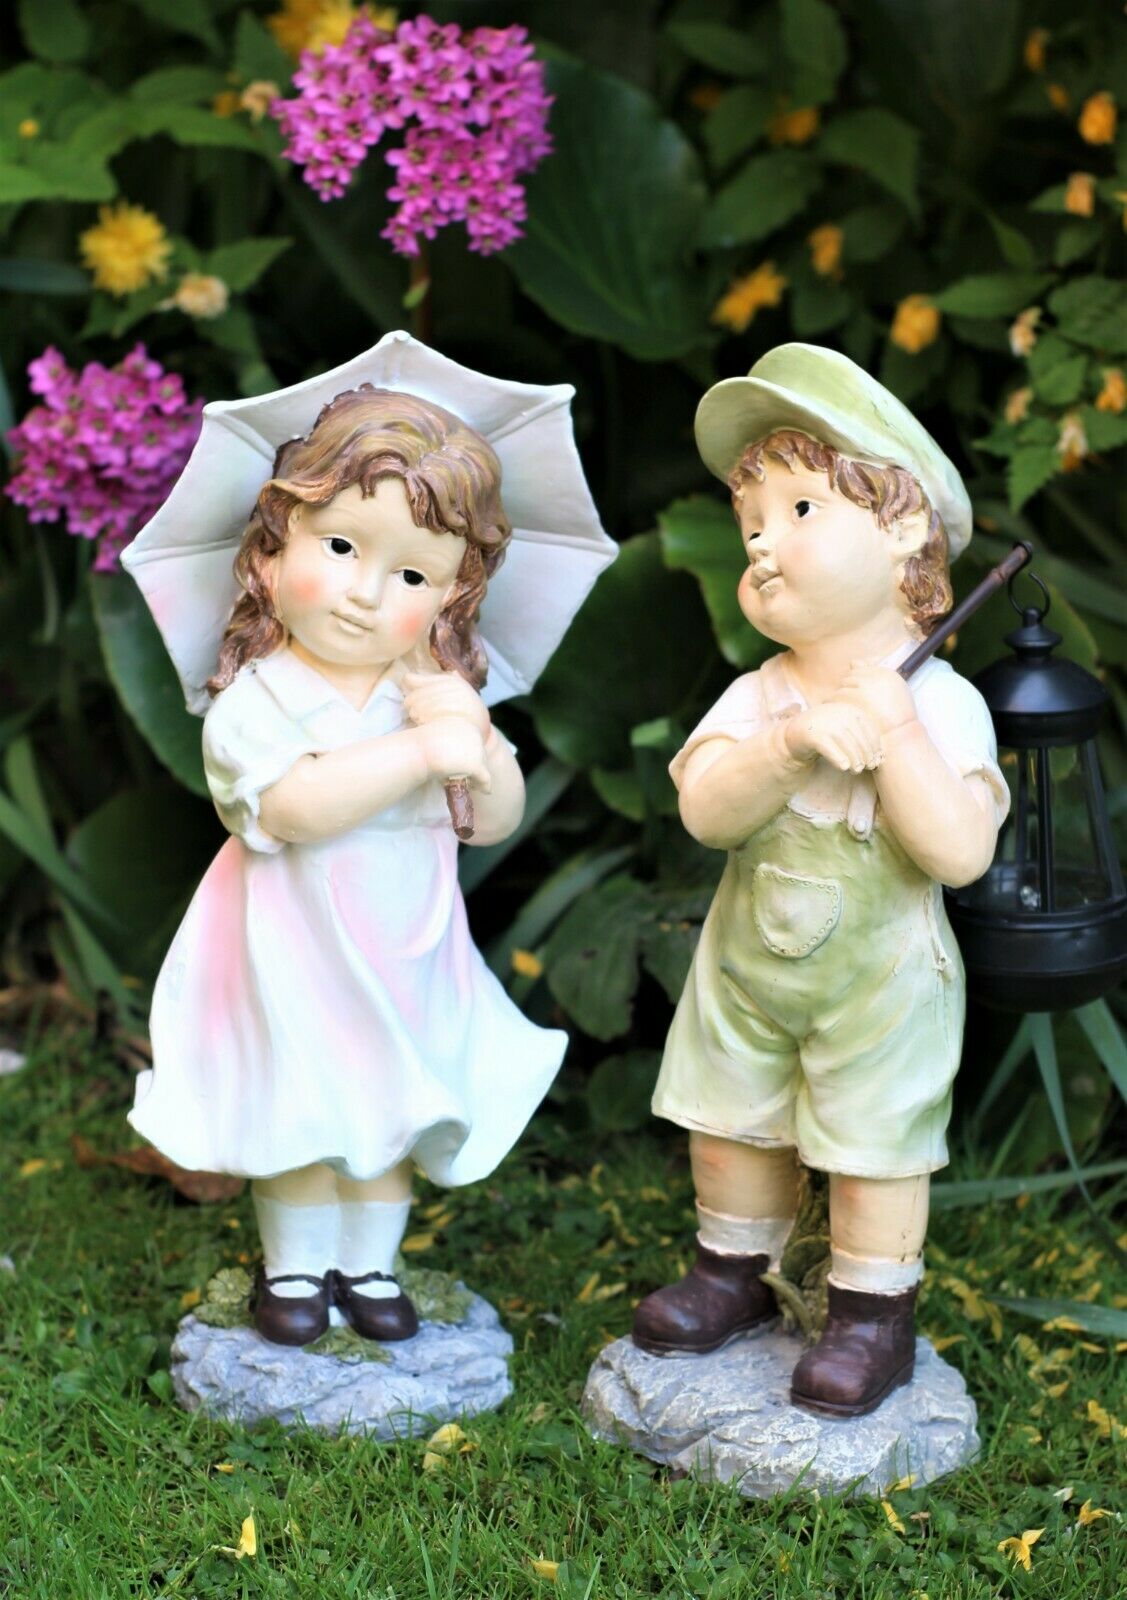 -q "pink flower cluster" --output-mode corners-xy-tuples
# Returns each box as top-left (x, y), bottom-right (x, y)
(273, 13), (552, 256)
(5, 345), (203, 571)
